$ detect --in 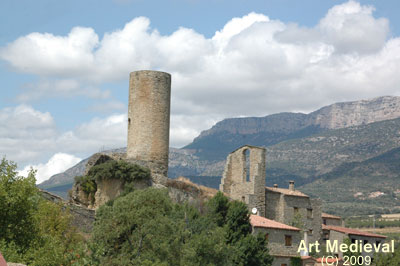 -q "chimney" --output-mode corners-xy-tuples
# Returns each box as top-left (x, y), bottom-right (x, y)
(289, 180), (295, 191)
(273, 184), (278, 188)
